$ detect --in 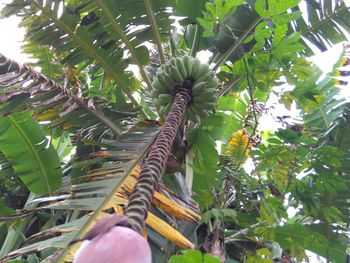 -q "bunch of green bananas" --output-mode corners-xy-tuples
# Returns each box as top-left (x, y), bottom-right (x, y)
(151, 55), (219, 122)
